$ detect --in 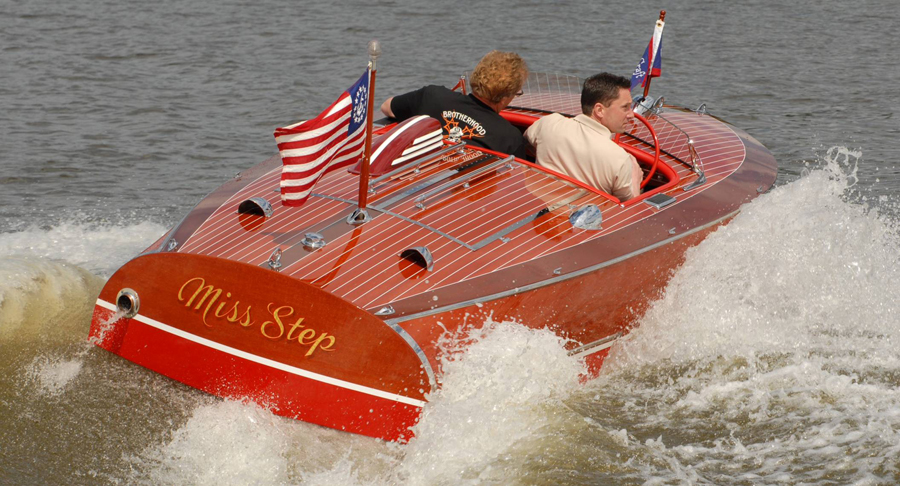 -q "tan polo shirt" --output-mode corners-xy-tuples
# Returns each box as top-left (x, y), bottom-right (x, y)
(525, 113), (641, 201)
